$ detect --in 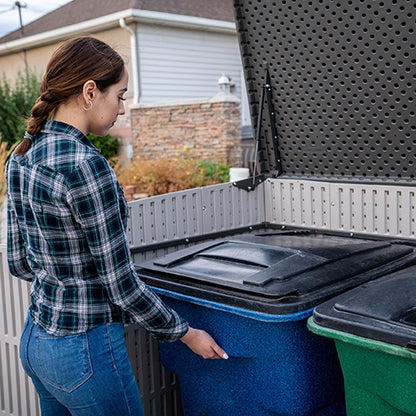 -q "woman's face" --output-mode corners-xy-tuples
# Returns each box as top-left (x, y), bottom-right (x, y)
(88, 67), (129, 137)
